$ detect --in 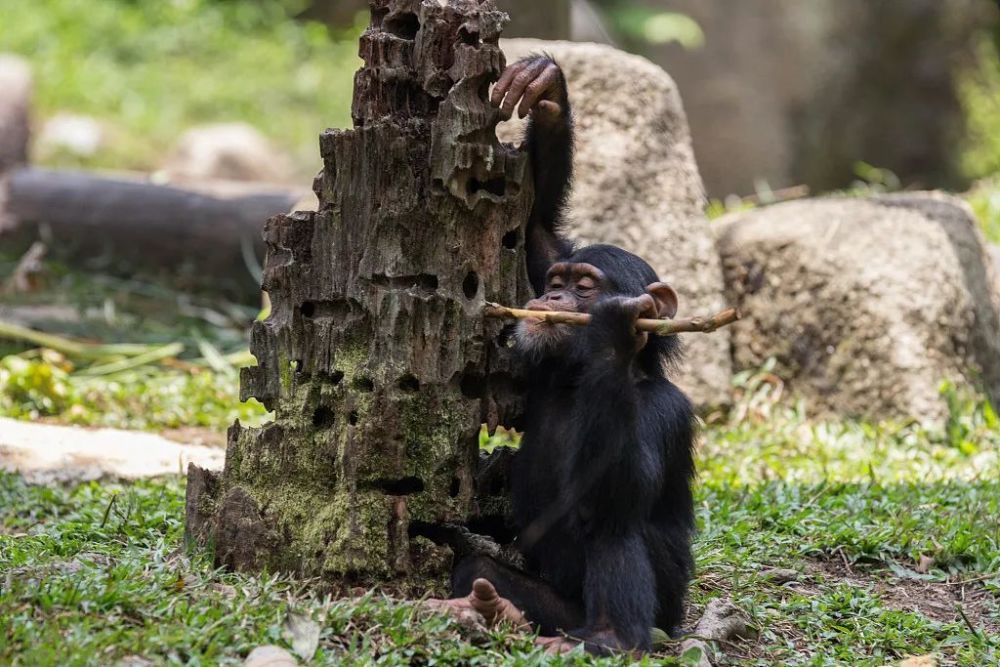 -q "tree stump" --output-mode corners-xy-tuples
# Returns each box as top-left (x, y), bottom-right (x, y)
(185, 0), (533, 583)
